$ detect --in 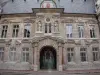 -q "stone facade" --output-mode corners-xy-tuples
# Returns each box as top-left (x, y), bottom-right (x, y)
(0, 9), (99, 71)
